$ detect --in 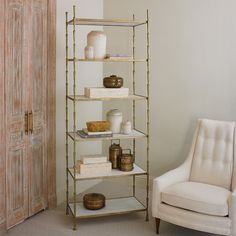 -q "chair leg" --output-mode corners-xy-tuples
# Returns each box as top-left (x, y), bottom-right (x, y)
(155, 218), (160, 234)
